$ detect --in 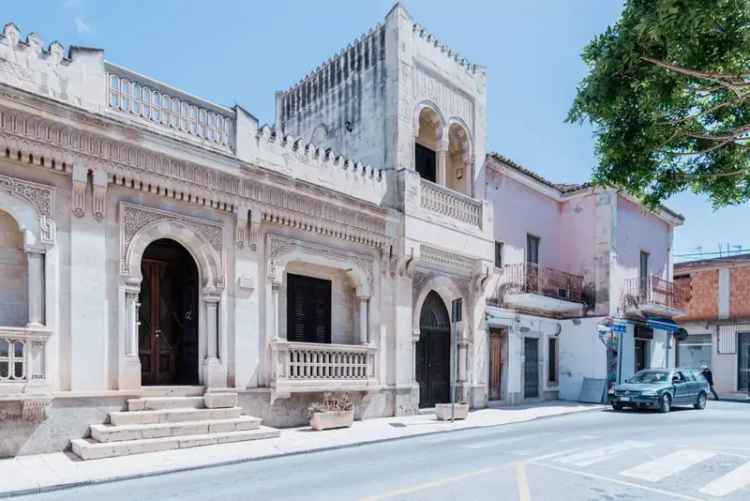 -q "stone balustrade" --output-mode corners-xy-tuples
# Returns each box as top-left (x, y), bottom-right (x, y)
(0, 326), (51, 394)
(270, 340), (378, 395)
(419, 178), (482, 228)
(105, 63), (236, 153)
